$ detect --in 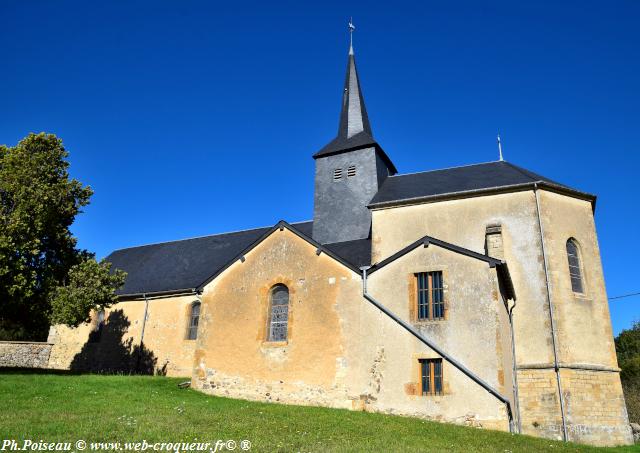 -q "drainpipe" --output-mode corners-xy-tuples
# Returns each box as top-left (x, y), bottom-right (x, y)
(507, 299), (522, 433)
(361, 267), (515, 433)
(136, 293), (150, 373)
(533, 184), (568, 441)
